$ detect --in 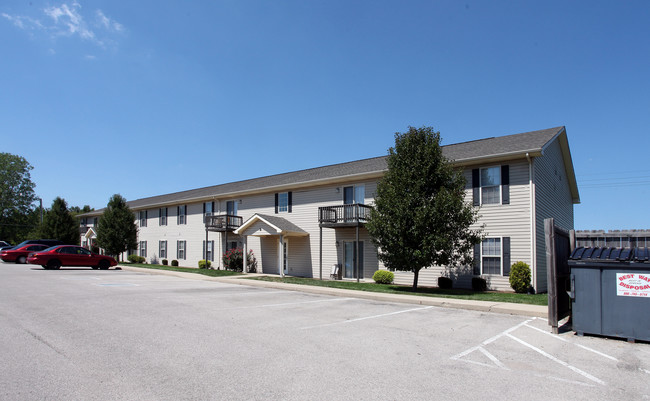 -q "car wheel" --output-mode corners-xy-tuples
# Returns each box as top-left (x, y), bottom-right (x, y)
(47, 260), (61, 270)
(16, 256), (26, 264)
(98, 260), (110, 270)
(91, 266), (99, 270)
(41, 265), (49, 270)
